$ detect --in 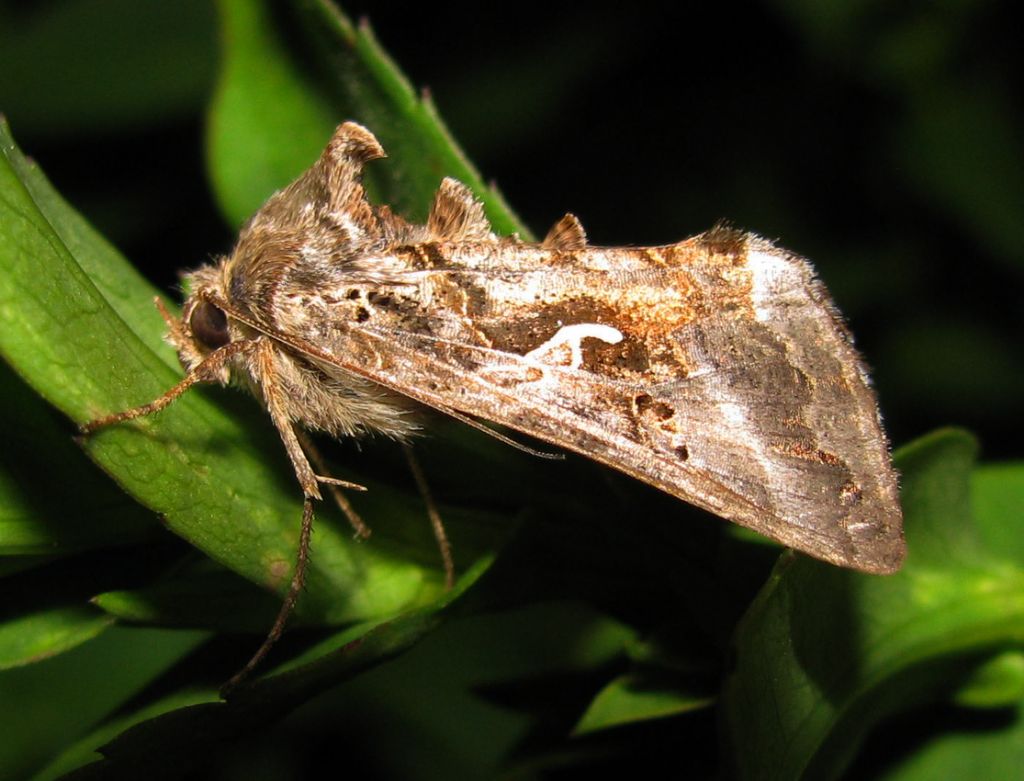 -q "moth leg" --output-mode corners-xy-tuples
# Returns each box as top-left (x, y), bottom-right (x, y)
(222, 497), (316, 696)
(79, 339), (255, 434)
(296, 429), (373, 540)
(402, 442), (454, 589)
(223, 338), (322, 693)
